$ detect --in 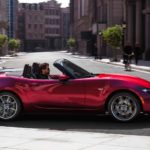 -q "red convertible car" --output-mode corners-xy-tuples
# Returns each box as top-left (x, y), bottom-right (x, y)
(0, 59), (150, 122)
